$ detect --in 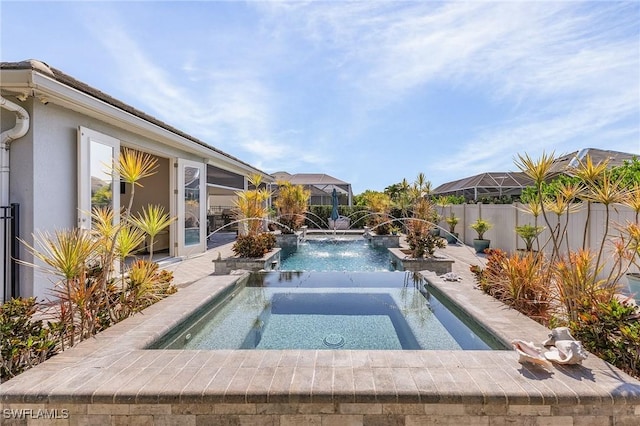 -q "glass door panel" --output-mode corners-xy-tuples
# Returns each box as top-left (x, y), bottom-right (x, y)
(78, 127), (120, 229)
(176, 159), (205, 255)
